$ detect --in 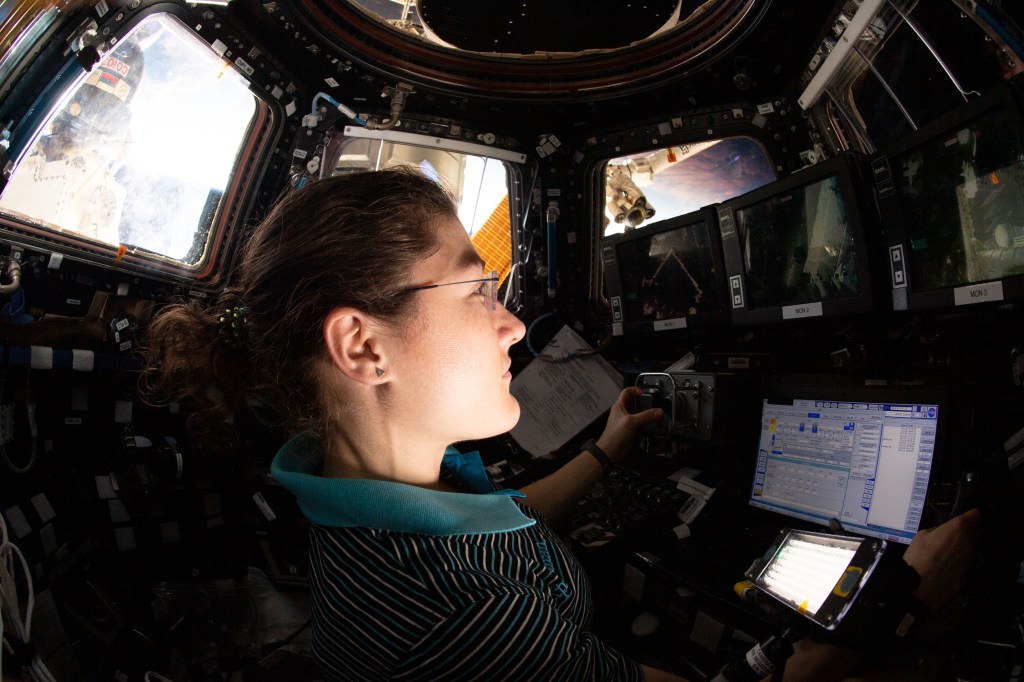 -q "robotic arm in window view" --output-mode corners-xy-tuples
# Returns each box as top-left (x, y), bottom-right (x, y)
(604, 141), (718, 230)
(1, 38), (145, 247)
